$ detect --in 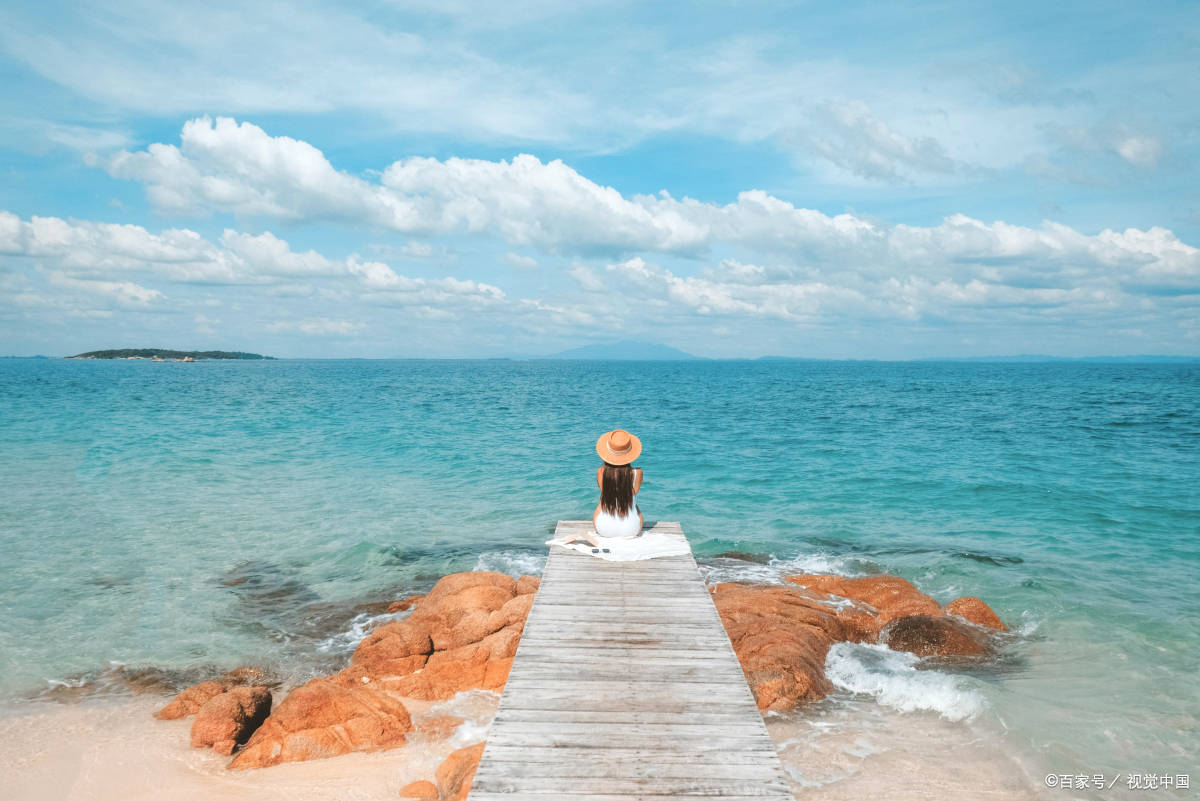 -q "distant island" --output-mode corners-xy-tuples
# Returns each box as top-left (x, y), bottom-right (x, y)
(544, 340), (701, 360)
(68, 349), (274, 361)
